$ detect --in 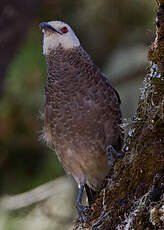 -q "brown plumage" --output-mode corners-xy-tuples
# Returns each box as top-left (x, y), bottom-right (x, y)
(40, 21), (123, 219)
